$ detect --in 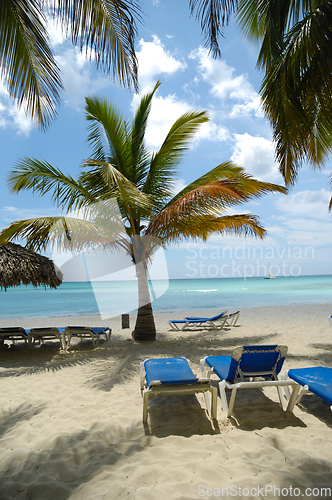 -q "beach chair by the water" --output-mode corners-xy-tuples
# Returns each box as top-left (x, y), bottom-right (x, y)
(225, 311), (240, 326)
(281, 367), (332, 411)
(140, 357), (218, 423)
(0, 327), (28, 348)
(64, 326), (111, 348)
(27, 327), (65, 349)
(200, 345), (300, 417)
(169, 310), (228, 331)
